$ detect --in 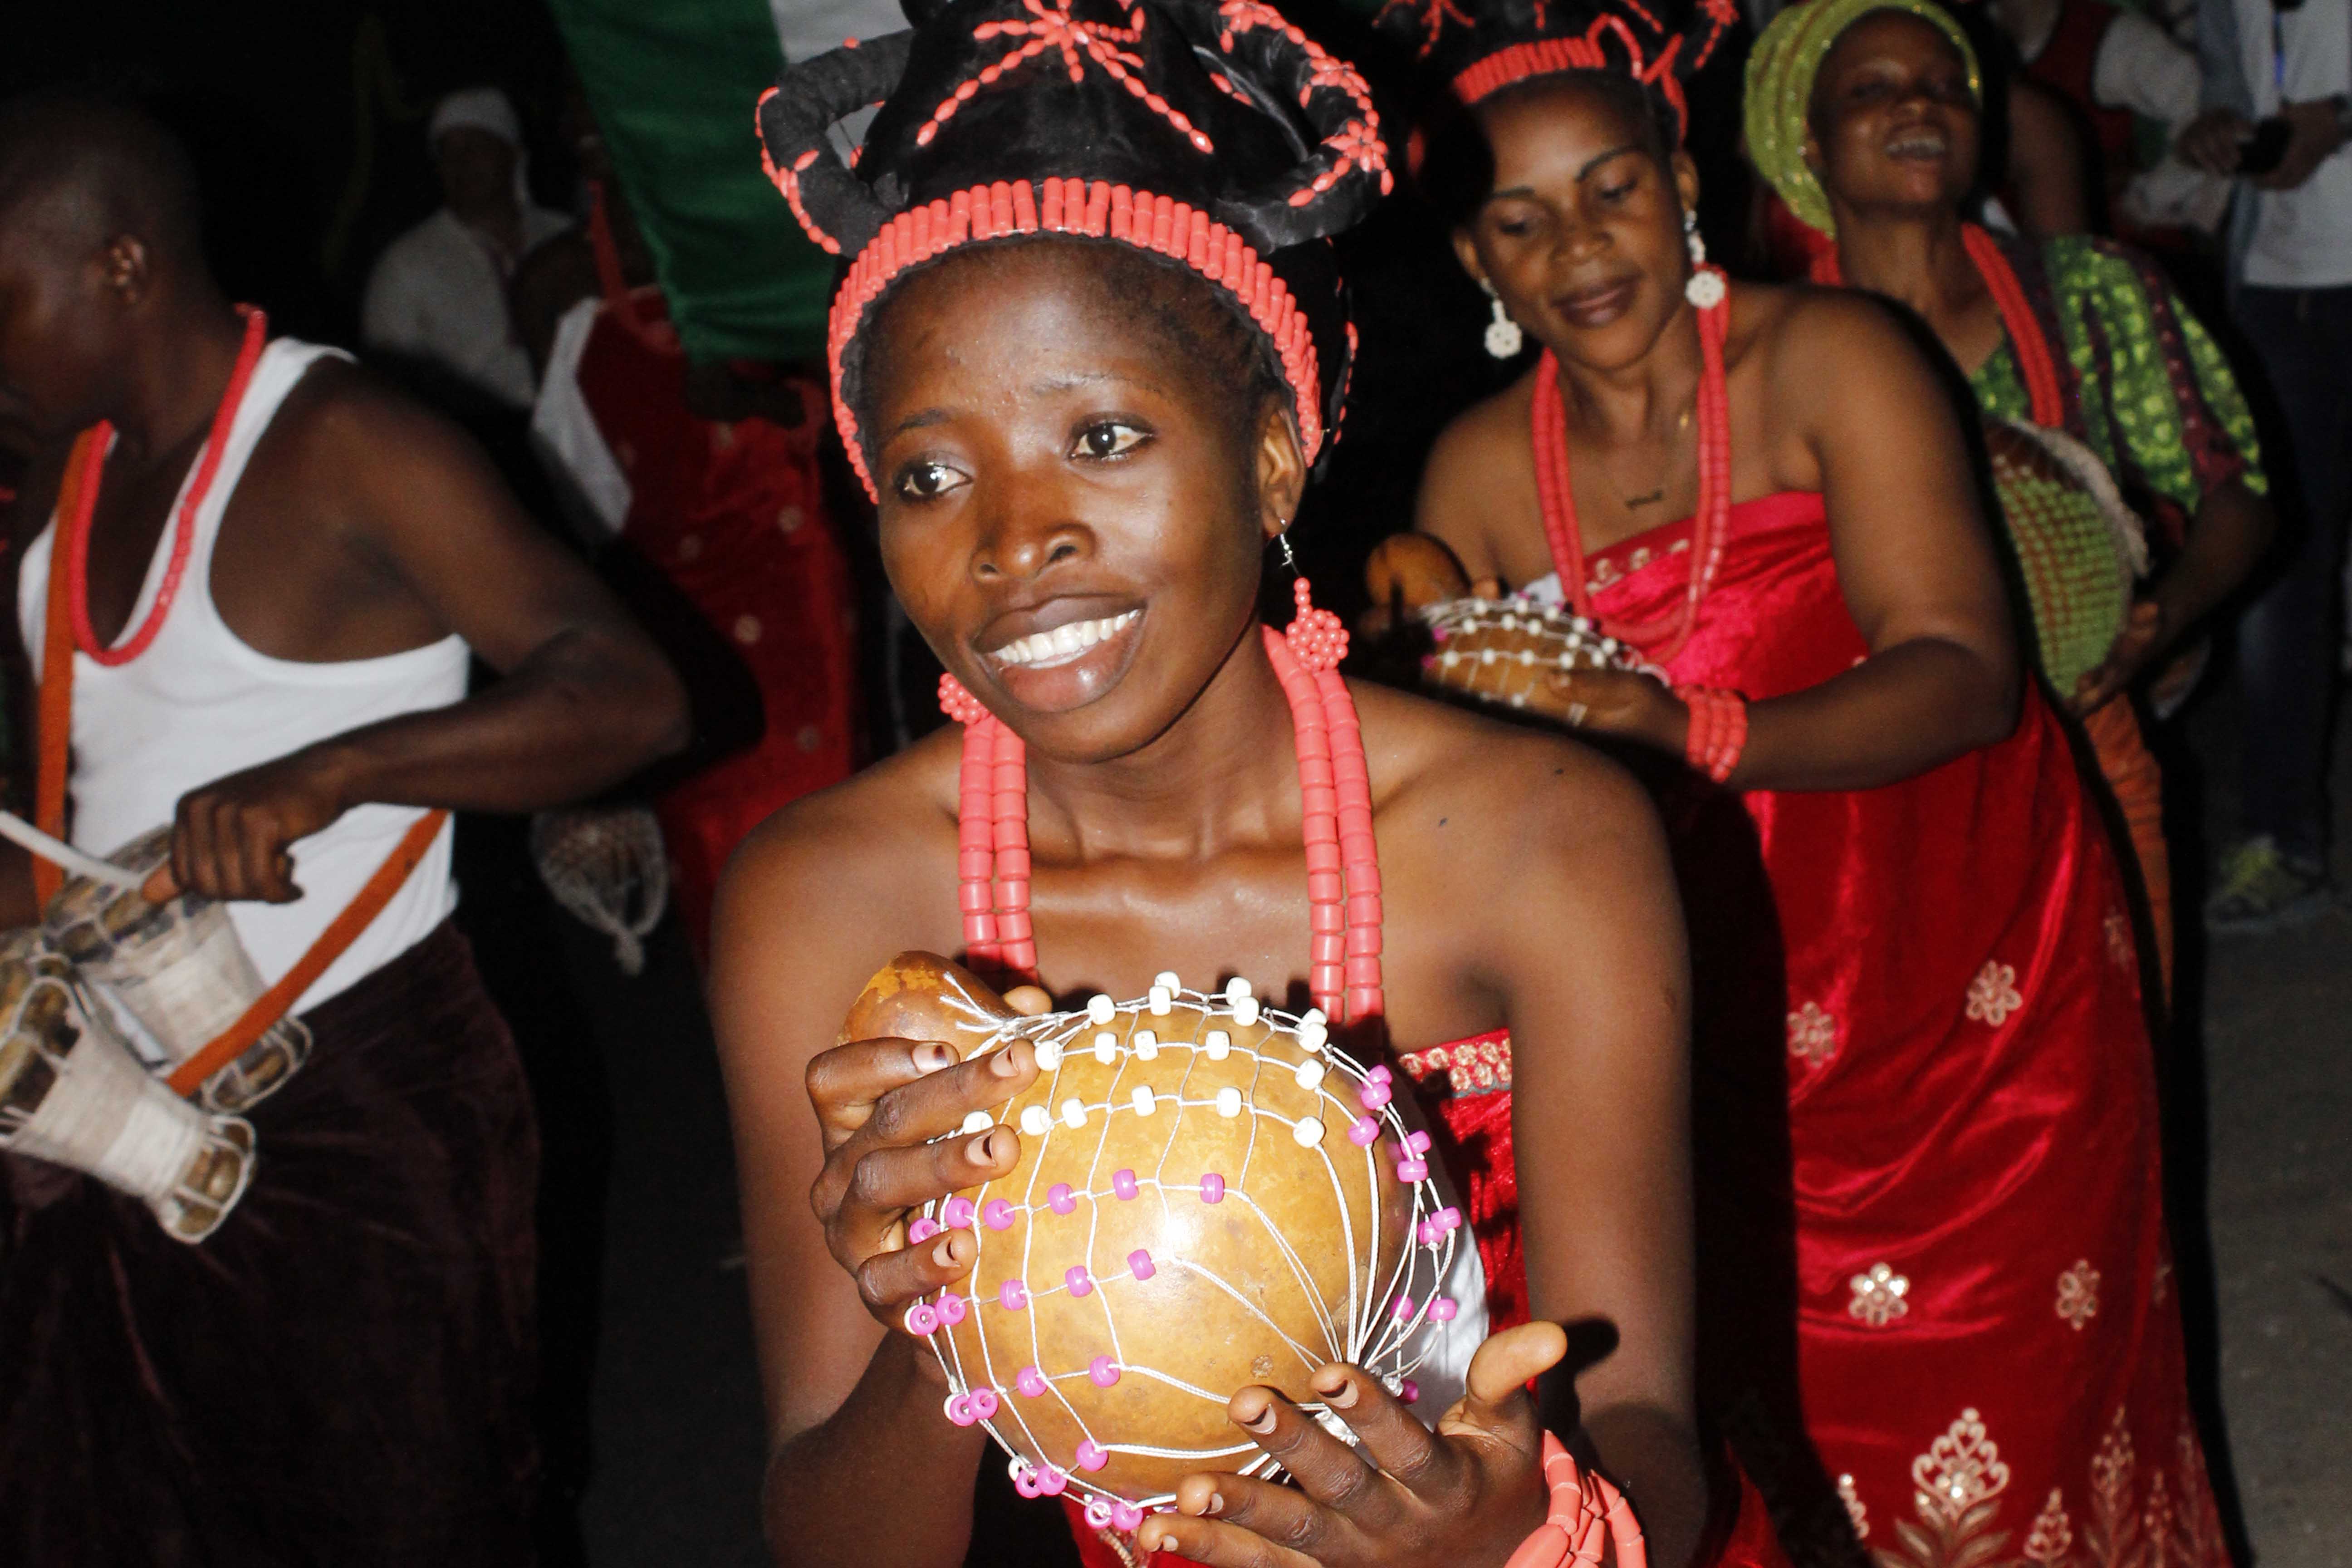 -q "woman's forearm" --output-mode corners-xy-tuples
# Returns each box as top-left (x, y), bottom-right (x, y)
(2150, 479), (2274, 644)
(764, 1334), (989, 1568)
(1580, 1404), (1710, 1568)
(1724, 636), (2019, 791)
